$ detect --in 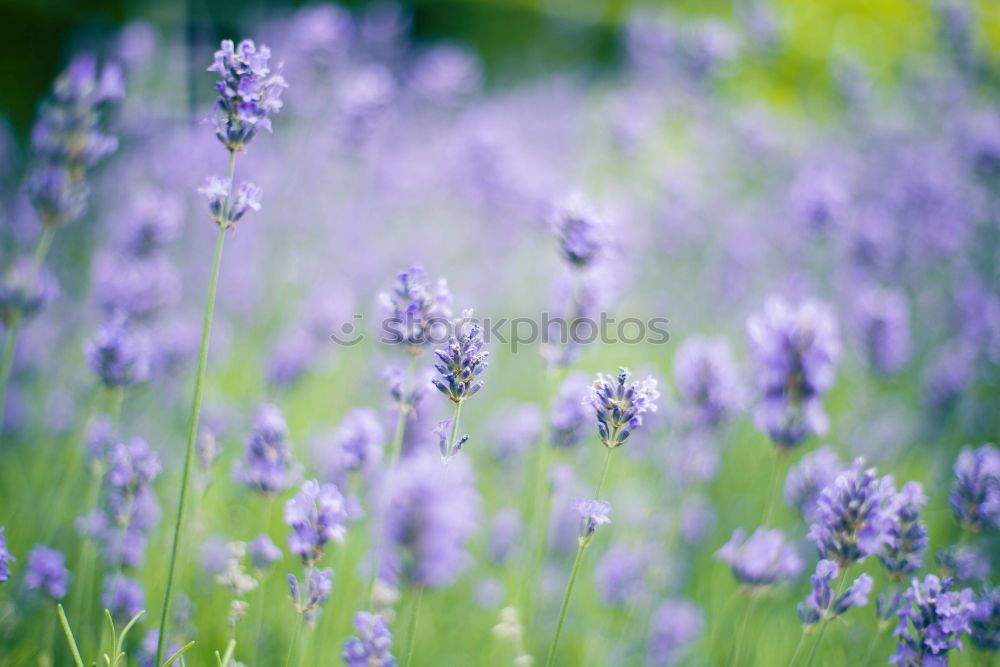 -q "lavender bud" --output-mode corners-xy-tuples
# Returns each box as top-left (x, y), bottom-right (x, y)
(551, 191), (604, 269)
(24, 545), (69, 600)
(879, 481), (928, 577)
(891, 575), (975, 665)
(970, 585), (1000, 652)
(343, 611), (395, 666)
(949, 444), (1000, 532)
(716, 527), (803, 586)
(248, 534), (282, 570)
(235, 404), (301, 495)
(571, 497), (612, 545)
(84, 313), (151, 388)
(647, 599), (704, 666)
(674, 337), (743, 427)
(208, 39), (287, 151)
(783, 445), (842, 523)
(587, 367), (660, 448)
(431, 310), (489, 404)
(198, 176), (263, 228)
(0, 257), (58, 326)
(550, 373), (591, 448)
(378, 266), (452, 350)
(102, 573), (144, 622)
(284, 479), (348, 565)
